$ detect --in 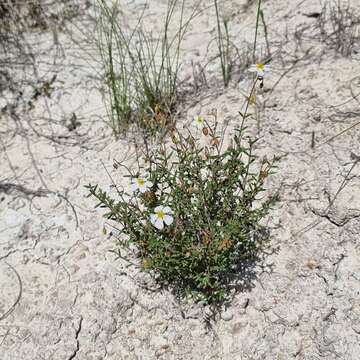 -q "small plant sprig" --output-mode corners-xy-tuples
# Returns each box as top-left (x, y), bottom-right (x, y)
(97, 0), (200, 136)
(213, 0), (269, 87)
(214, 0), (232, 87)
(86, 88), (278, 303)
